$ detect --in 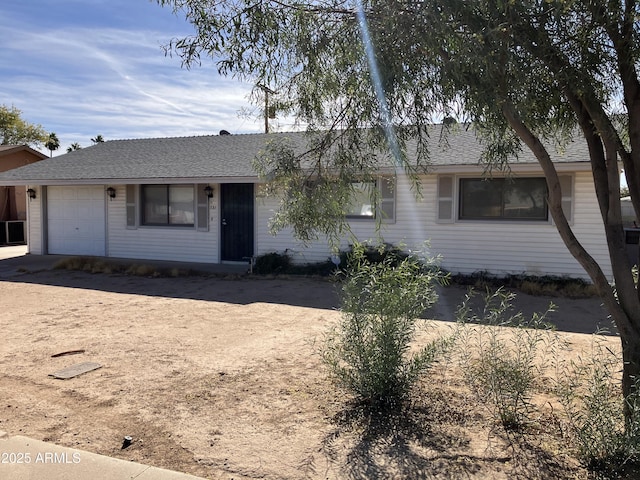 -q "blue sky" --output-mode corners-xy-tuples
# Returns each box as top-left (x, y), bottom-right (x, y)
(0, 0), (275, 154)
